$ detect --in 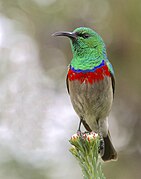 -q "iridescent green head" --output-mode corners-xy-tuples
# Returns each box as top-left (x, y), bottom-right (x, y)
(71, 27), (106, 58)
(53, 27), (107, 70)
